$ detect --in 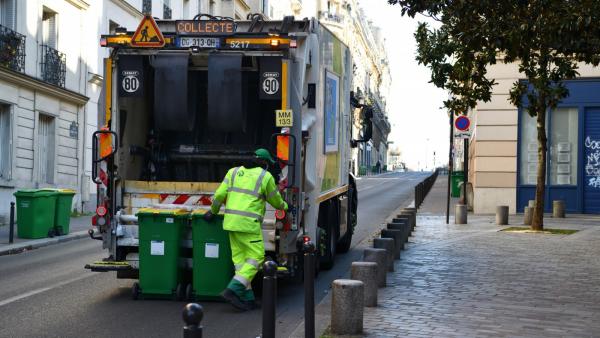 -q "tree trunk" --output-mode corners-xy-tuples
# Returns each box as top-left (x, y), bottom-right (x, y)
(532, 106), (547, 231)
